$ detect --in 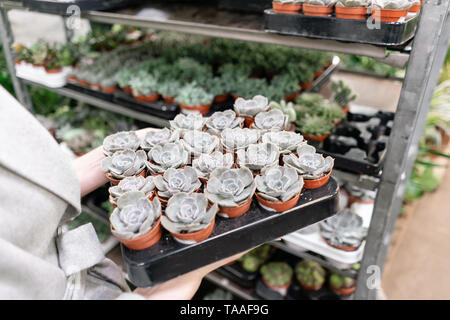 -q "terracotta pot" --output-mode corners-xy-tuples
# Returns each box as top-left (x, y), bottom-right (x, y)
(214, 94), (229, 103)
(170, 218), (215, 244)
(303, 170), (332, 189)
(255, 192), (301, 212)
(322, 236), (359, 252)
(330, 283), (356, 296)
(163, 96), (175, 104)
(272, 2), (302, 14)
(300, 81), (313, 90)
(285, 91), (299, 102)
(262, 277), (292, 296)
(123, 86), (132, 94)
(232, 94), (239, 100)
(299, 282), (323, 292)
(179, 103), (211, 115)
(218, 197), (253, 218)
(134, 93), (160, 102)
(303, 3), (333, 16)
(408, 4), (421, 12)
(347, 193), (374, 206)
(79, 80), (89, 86)
(342, 105), (350, 114)
(90, 84), (101, 91)
(113, 214), (162, 250)
(236, 114), (255, 128)
(101, 86), (117, 94)
(45, 67), (62, 74)
(67, 75), (78, 84)
(303, 133), (329, 142)
(106, 169), (146, 186)
(335, 5), (368, 20)
(371, 8), (408, 22)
